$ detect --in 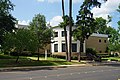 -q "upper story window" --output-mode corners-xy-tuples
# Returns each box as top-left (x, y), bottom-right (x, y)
(62, 31), (65, 37)
(54, 32), (58, 37)
(62, 31), (67, 37)
(99, 39), (101, 43)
